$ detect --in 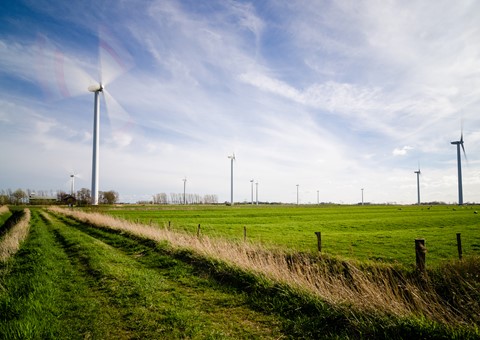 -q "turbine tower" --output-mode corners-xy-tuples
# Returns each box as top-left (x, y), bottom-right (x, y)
(451, 131), (467, 205)
(70, 174), (76, 196)
(250, 179), (254, 205)
(228, 153), (235, 205)
(414, 168), (421, 205)
(88, 83), (104, 205)
(296, 184), (299, 205)
(183, 177), (187, 205)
